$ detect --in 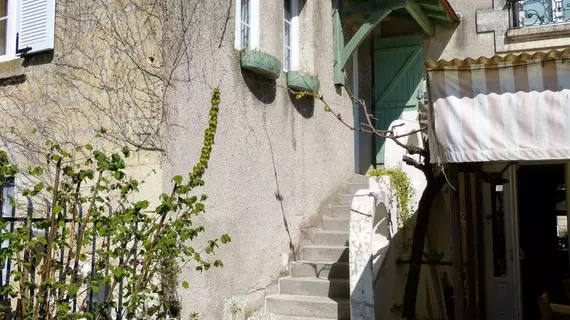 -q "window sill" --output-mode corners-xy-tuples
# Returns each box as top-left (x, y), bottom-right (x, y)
(507, 23), (570, 42)
(0, 57), (25, 82)
(240, 49), (282, 81)
(287, 71), (319, 94)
